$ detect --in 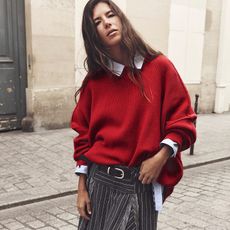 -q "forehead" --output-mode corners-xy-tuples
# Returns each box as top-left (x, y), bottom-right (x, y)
(93, 2), (112, 19)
